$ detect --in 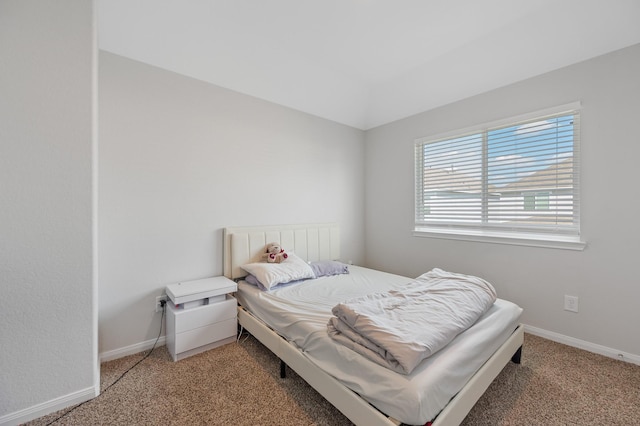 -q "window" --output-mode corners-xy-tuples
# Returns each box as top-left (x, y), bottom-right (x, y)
(414, 103), (584, 249)
(524, 192), (550, 211)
